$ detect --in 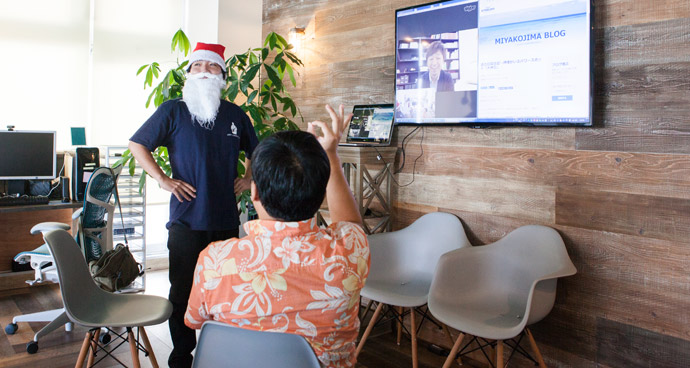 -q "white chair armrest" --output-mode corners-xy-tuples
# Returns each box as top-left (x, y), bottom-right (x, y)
(30, 222), (71, 235)
(72, 208), (83, 220)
